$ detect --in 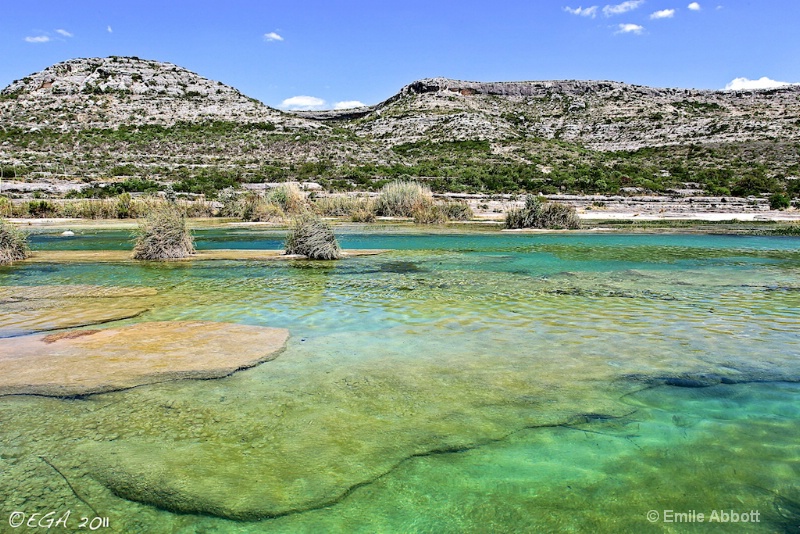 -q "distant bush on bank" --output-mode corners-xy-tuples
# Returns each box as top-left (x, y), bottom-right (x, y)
(284, 214), (341, 260)
(314, 195), (375, 217)
(441, 200), (474, 221)
(375, 181), (434, 217)
(268, 183), (306, 214)
(310, 191), (472, 225)
(220, 191), (286, 222)
(505, 195), (580, 230)
(412, 204), (448, 224)
(7, 195), (216, 219)
(0, 219), (30, 265)
(772, 224), (800, 236)
(132, 204), (195, 260)
(769, 193), (791, 211)
(350, 208), (376, 223)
